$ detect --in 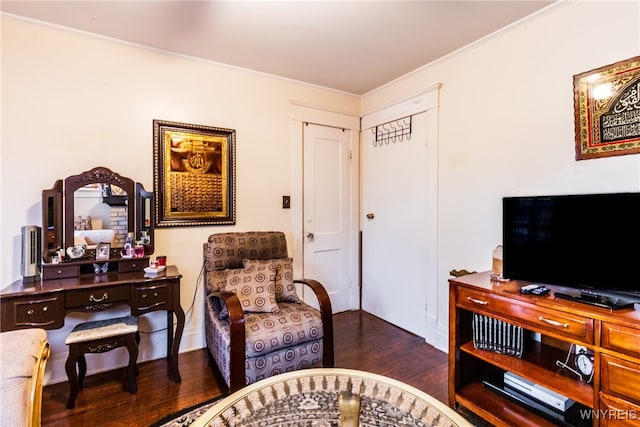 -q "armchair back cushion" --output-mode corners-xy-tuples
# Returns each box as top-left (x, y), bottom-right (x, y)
(204, 231), (288, 272)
